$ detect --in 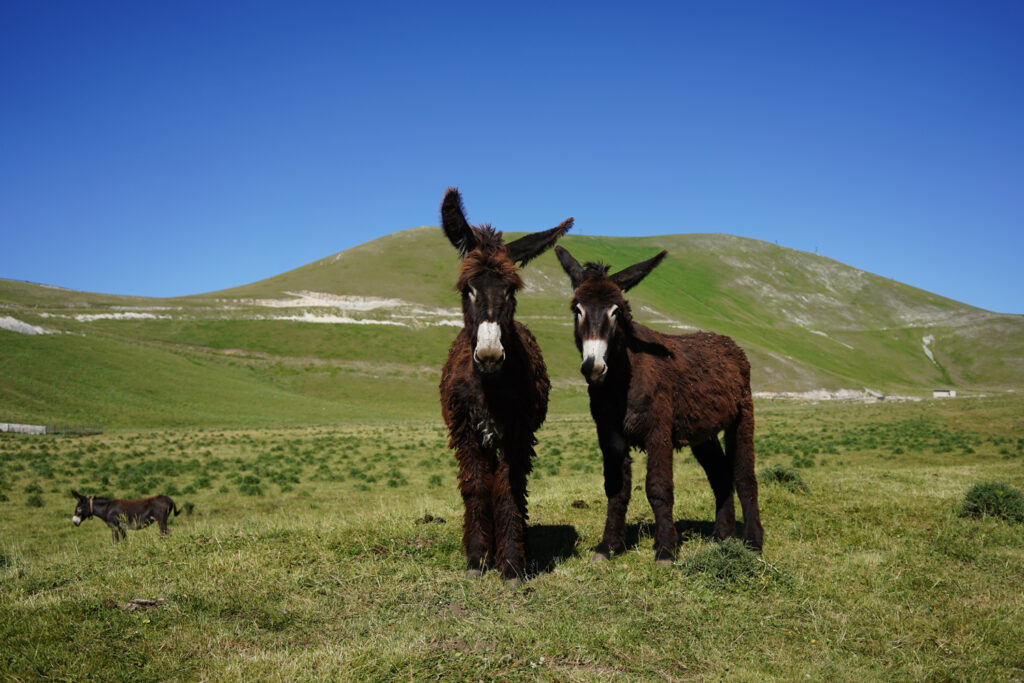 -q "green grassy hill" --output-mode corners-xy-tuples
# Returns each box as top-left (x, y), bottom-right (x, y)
(2, 229), (1022, 427)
